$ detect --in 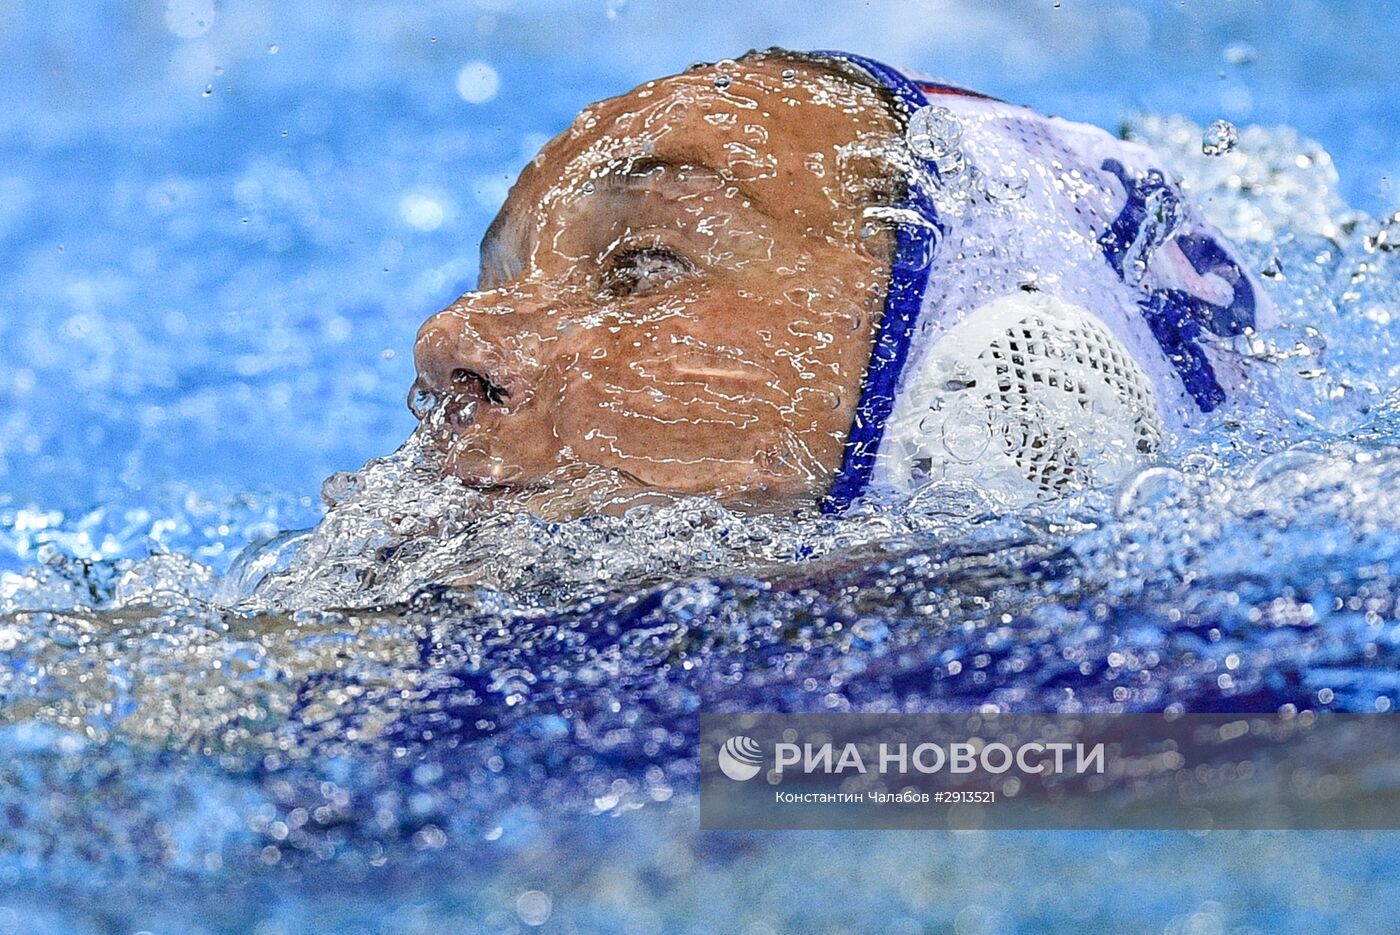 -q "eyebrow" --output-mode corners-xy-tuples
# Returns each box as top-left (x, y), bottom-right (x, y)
(598, 152), (773, 216)
(479, 156), (702, 265)
(600, 154), (716, 184)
